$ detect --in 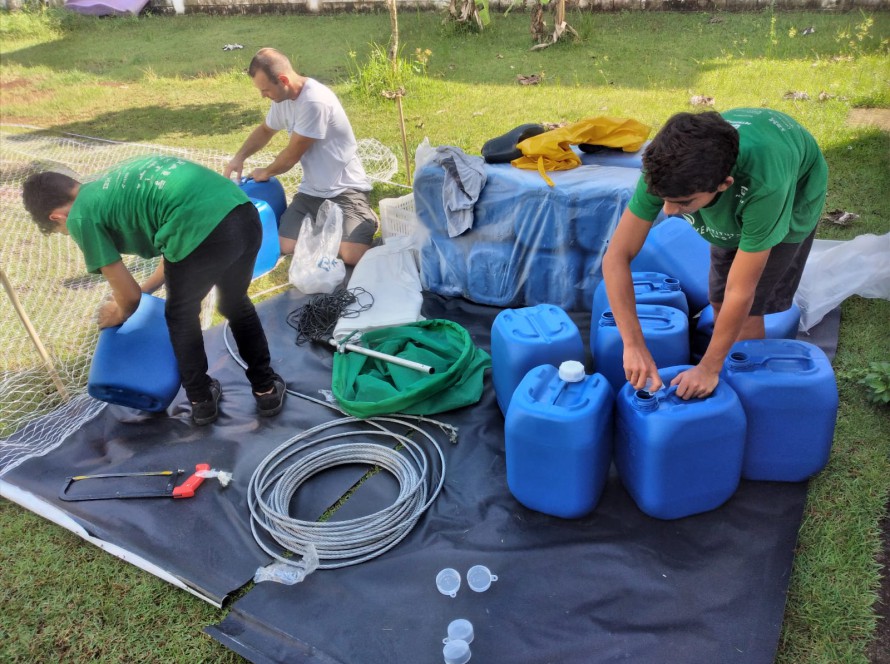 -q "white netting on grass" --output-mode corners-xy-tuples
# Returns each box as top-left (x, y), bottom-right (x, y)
(0, 125), (398, 475)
